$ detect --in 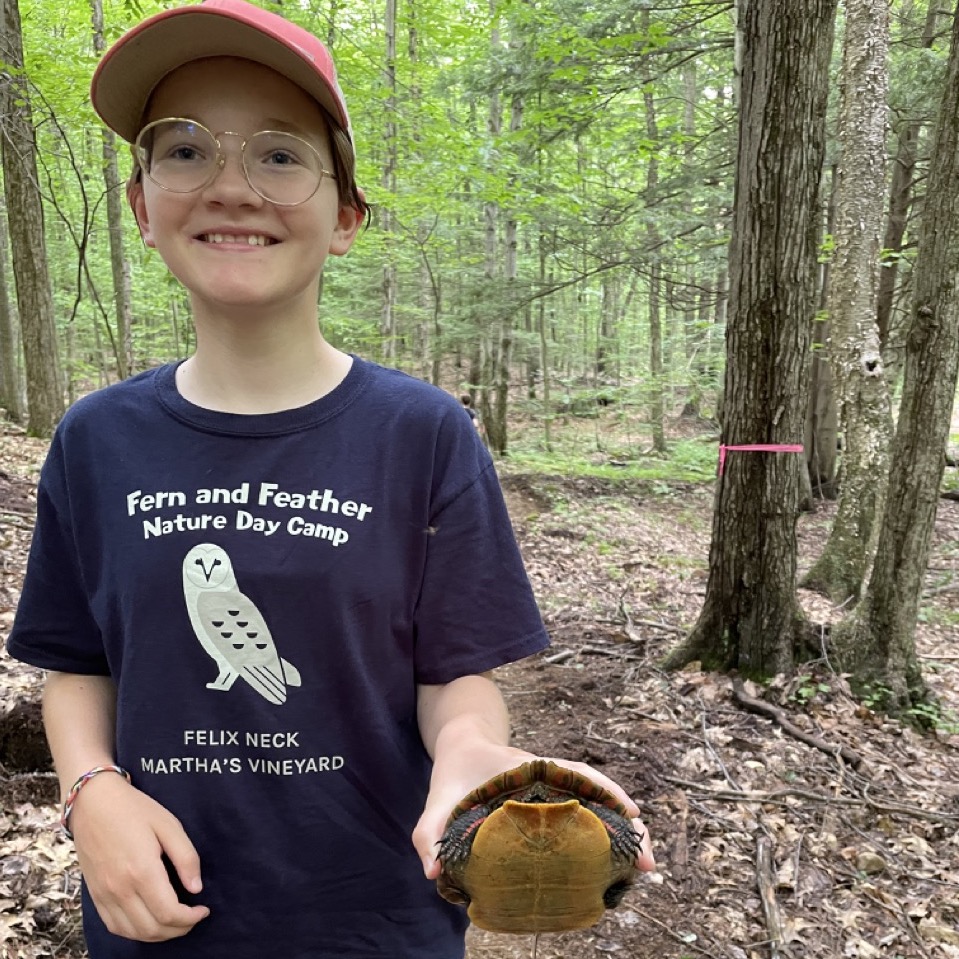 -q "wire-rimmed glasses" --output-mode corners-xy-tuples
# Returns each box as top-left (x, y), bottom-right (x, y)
(134, 118), (336, 207)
